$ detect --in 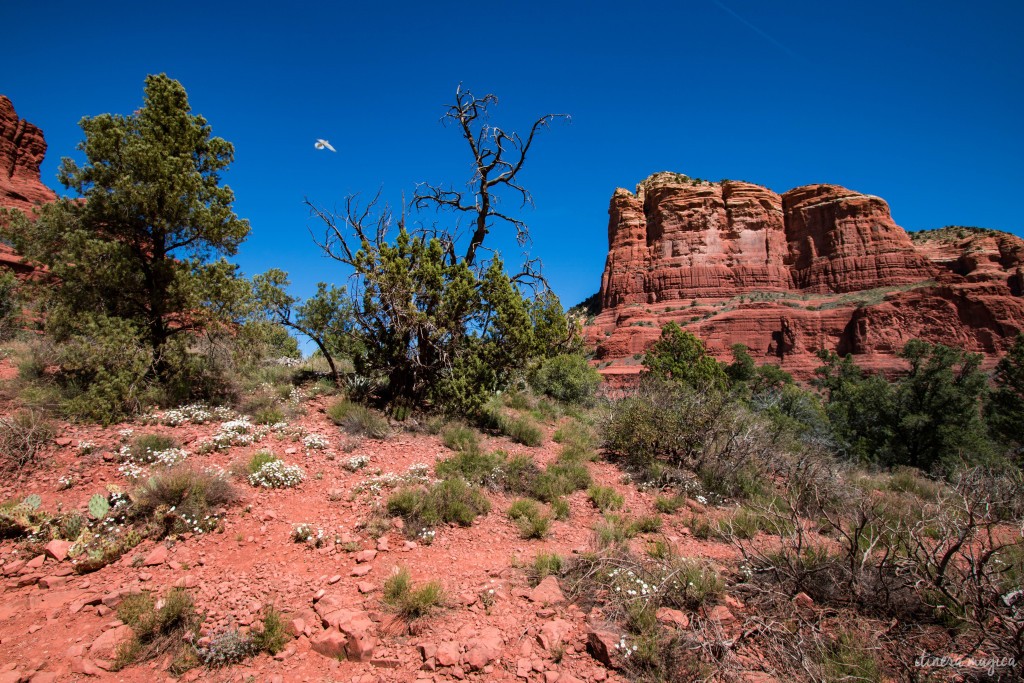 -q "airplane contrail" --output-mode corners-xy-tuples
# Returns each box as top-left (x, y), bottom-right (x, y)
(711, 0), (799, 59)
